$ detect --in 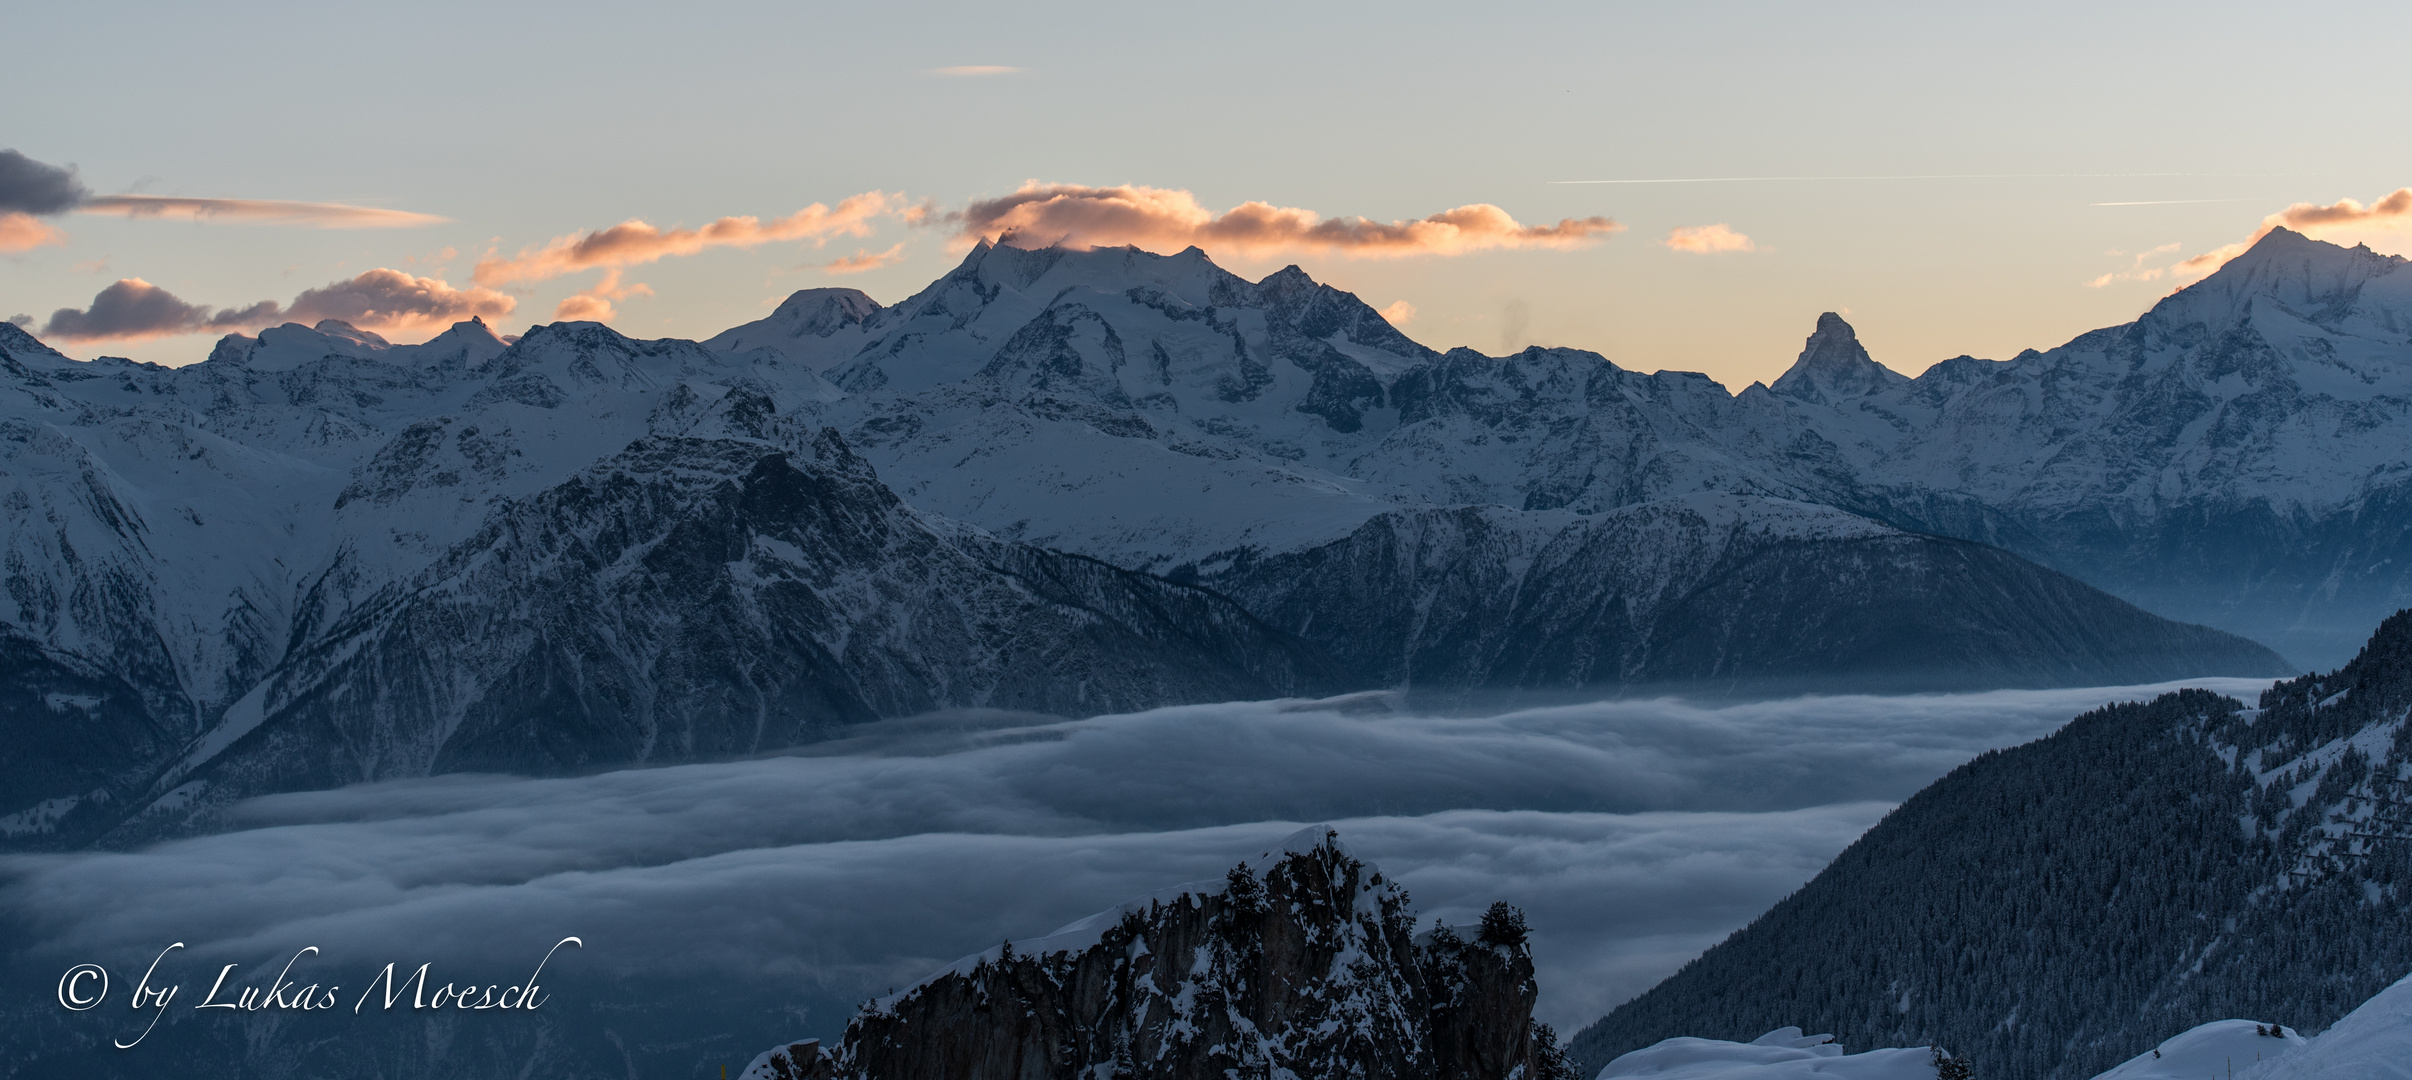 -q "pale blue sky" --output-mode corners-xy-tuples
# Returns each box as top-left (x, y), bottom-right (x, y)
(5, 0), (2408, 386)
